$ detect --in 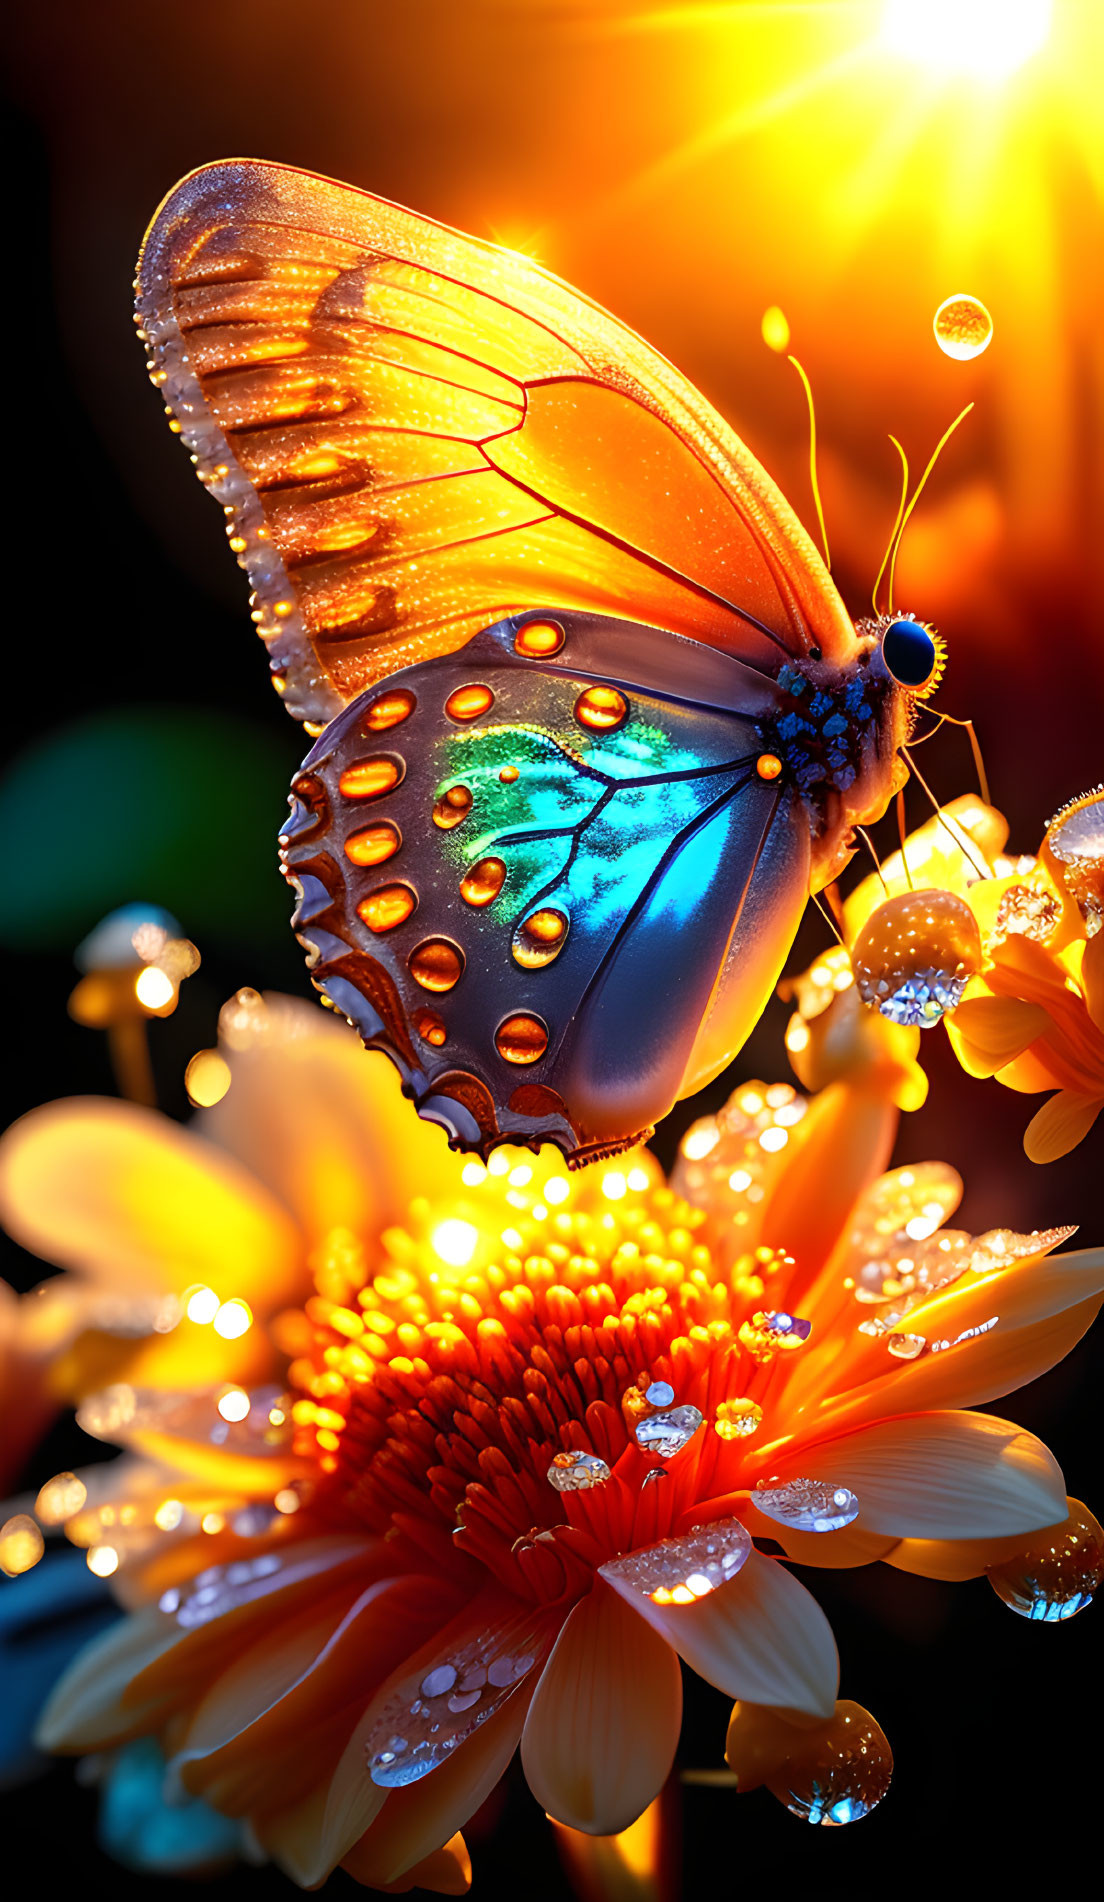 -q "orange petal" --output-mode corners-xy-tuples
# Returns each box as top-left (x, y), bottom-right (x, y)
(355, 1832), (472, 1894)
(340, 1682), (535, 1890)
(0, 1098), (301, 1305)
(947, 996), (1049, 1076)
(881, 1527), (1066, 1580)
(760, 1411), (1066, 1538)
(1080, 928), (1104, 1030)
(551, 1795), (671, 1902)
(36, 1608), (179, 1752)
(201, 996), (468, 1246)
(759, 1080), (897, 1298)
(521, 1580), (681, 1835)
(176, 1574), (464, 1815)
(603, 1546), (837, 1719)
(1024, 1091), (1103, 1162)
(319, 1585), (558, 1878)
